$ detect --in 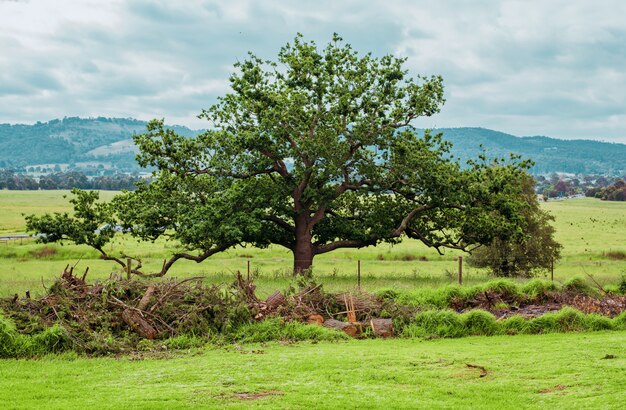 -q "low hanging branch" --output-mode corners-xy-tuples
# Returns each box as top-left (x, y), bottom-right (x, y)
(94, 244), (230, 278)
